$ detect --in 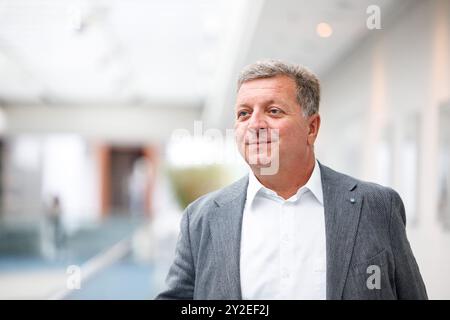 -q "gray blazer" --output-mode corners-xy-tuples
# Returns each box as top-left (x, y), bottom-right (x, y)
(156, 163), (428, 300)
